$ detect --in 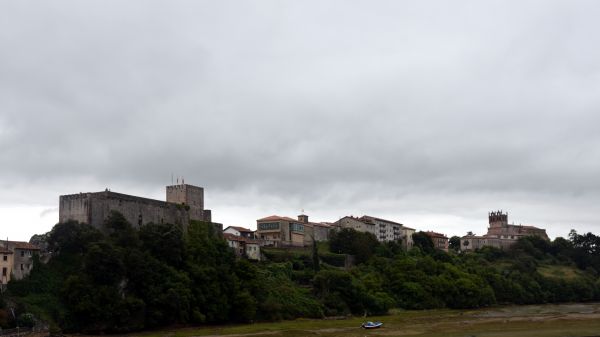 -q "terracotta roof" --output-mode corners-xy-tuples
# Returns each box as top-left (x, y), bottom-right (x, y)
(257, 215), (298, 222)
(425, 231), (448, 238)
(0, 248), (13, 254)
(224, 226), (254, 233)
(521, 225), (545, 230)
(223, 233), (260, 245)
(359, 215), (403, 226)
(12, 242), (40, 250)
(223, 233), (247, 242)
